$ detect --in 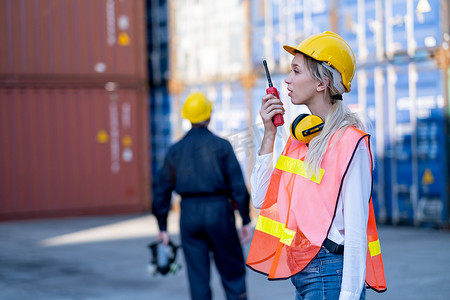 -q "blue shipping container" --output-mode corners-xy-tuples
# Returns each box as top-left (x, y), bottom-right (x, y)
(345, 59), (448, 226)
(149, 86), (172, 180)
(250, 0), (331, 71)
